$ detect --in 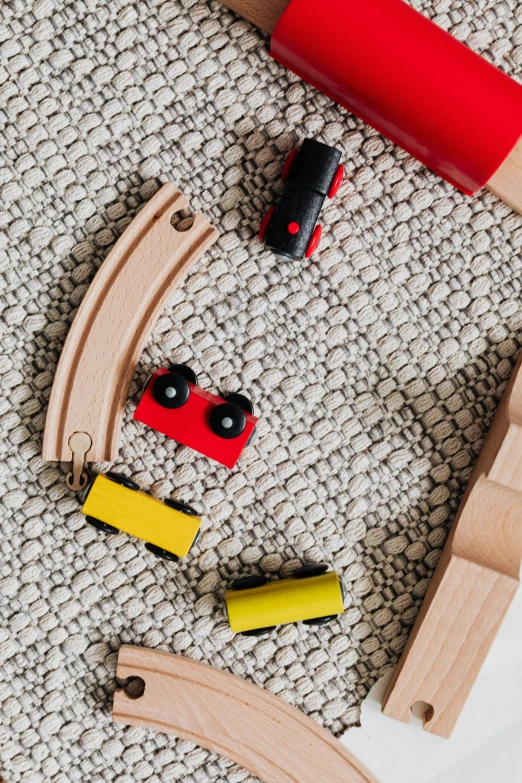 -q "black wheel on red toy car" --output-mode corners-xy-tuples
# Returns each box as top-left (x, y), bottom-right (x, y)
(153, 372), (190, 409)
(105, 471), (140, 491)
(168, 364), (198, 385)
(209, 402), (246, 439)
(222, 392), (254, 415)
